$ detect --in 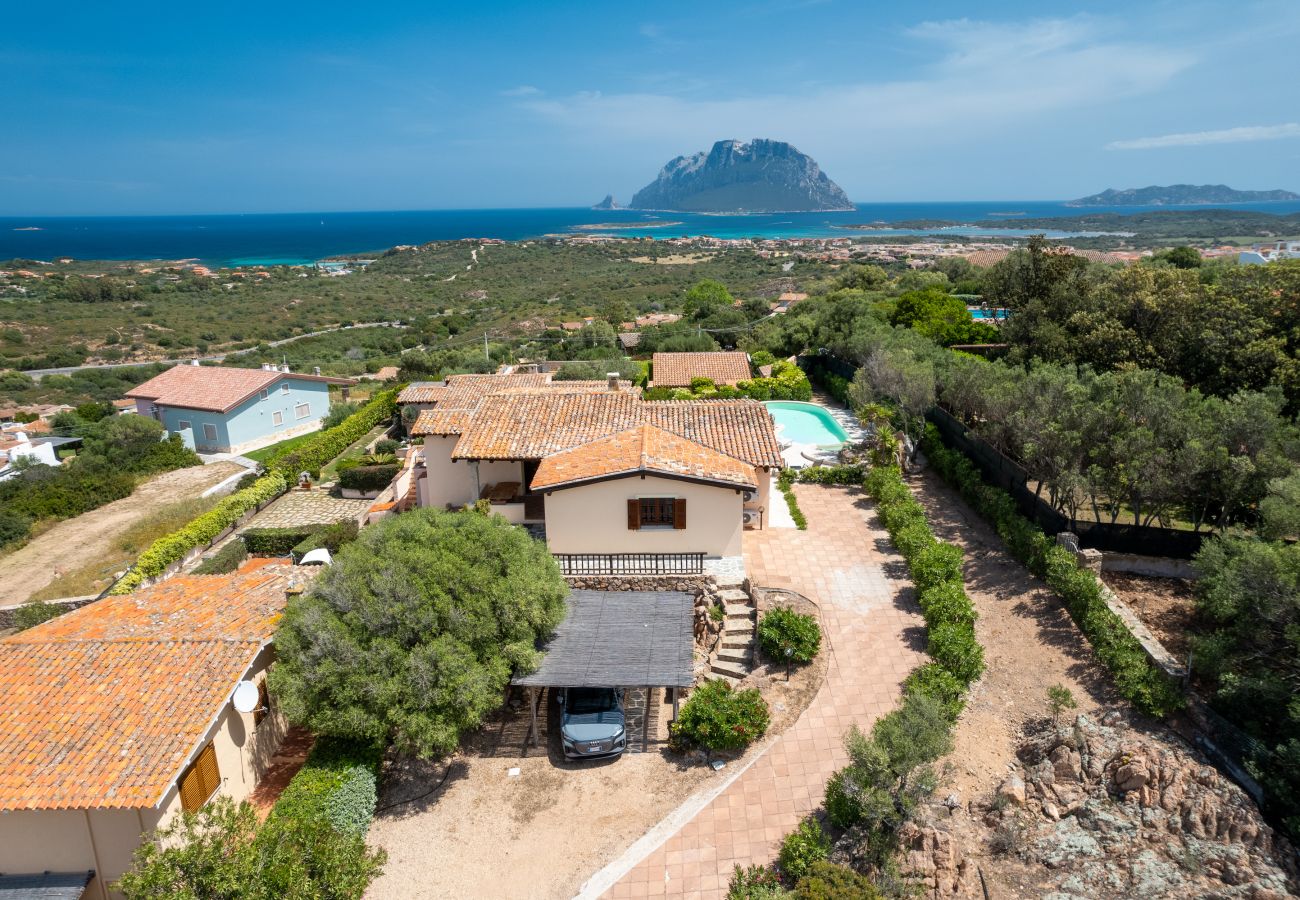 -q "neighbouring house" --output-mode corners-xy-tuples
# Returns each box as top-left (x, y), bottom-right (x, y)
(617, 332), (642, 351)
(1239, 240), (1300, 264)
(0, 431), (79, 481)
(125, 363), (352, 454)
(111, 398), (137, 415)
(408, 373), (782, 575)
(649, 350), (753, 388)
(0, 562), (306, 900)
